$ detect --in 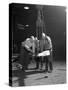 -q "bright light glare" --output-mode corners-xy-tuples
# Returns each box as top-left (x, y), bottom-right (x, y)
(25, 24), (29, 27)
(24, 6), (29, 9)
